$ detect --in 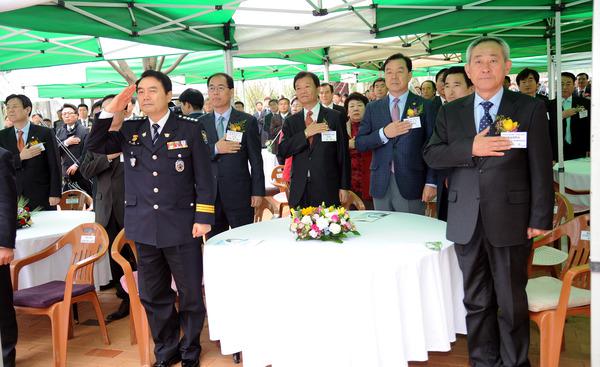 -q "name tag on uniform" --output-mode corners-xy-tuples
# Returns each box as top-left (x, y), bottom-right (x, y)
(407, 116), (421, 129)
(579, 109), (588, 118)
(226, 130), (243, 143)
(167, 140), (188, 150)
(501, 132), (527, 148)
(321, 131), (337, 142)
